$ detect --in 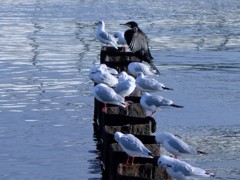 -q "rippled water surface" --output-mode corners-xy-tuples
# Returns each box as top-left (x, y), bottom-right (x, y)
(0, 0), (239, 179)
